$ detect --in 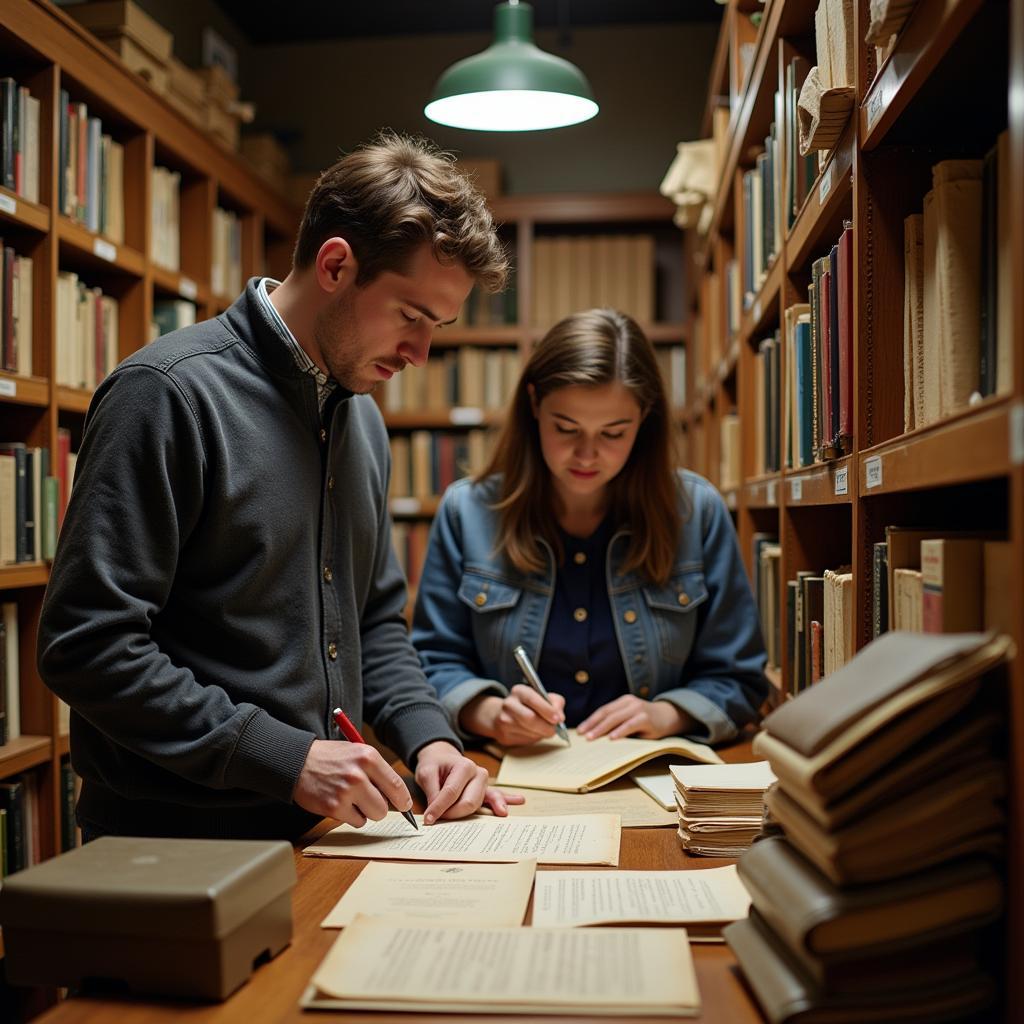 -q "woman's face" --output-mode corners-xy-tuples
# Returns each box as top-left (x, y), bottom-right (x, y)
(532, 382), (643, 505)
